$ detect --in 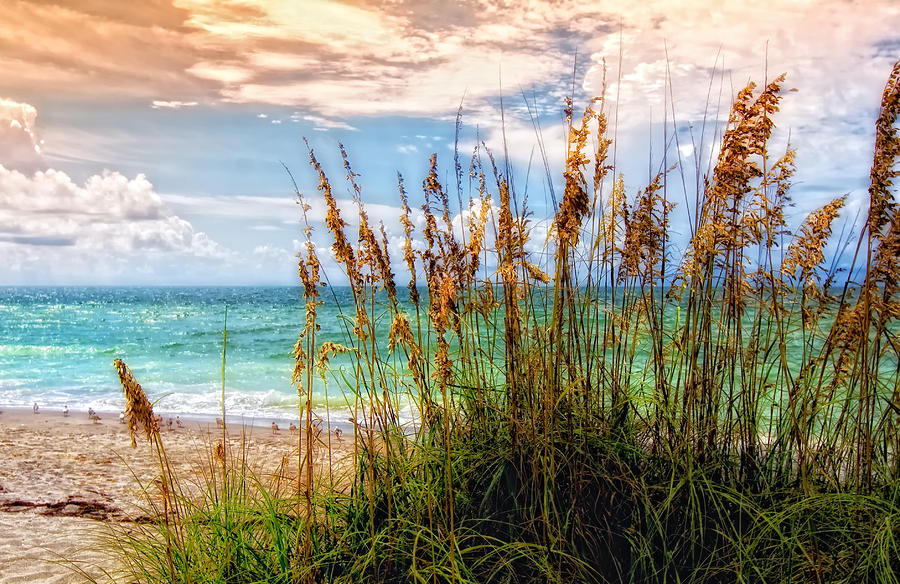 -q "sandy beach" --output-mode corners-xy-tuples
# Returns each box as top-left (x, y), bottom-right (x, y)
(0, 406), (350, 583)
